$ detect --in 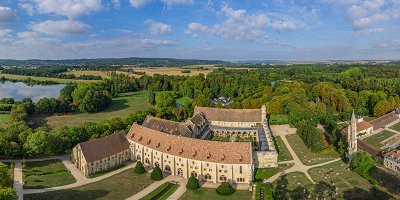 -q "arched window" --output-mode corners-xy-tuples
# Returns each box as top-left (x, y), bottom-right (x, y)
(164, 165), (171, 173)
(219, 175), (227, 181)
(136, 155), (141, 161)
(177, 168), (183, 176)
(154, 161), (159, 167)
(191, 171), (197, 178)
(145, 158), (150, 164)
(205, 174), (211, 180)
